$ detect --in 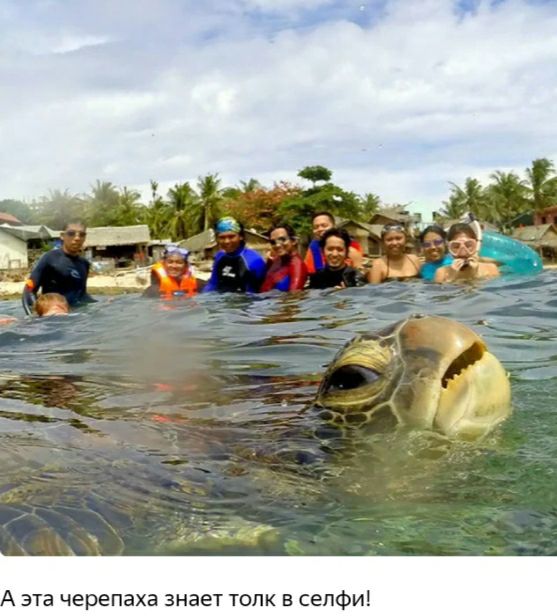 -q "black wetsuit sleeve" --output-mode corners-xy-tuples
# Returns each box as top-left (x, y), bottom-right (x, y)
(22, 253), (49, 314)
